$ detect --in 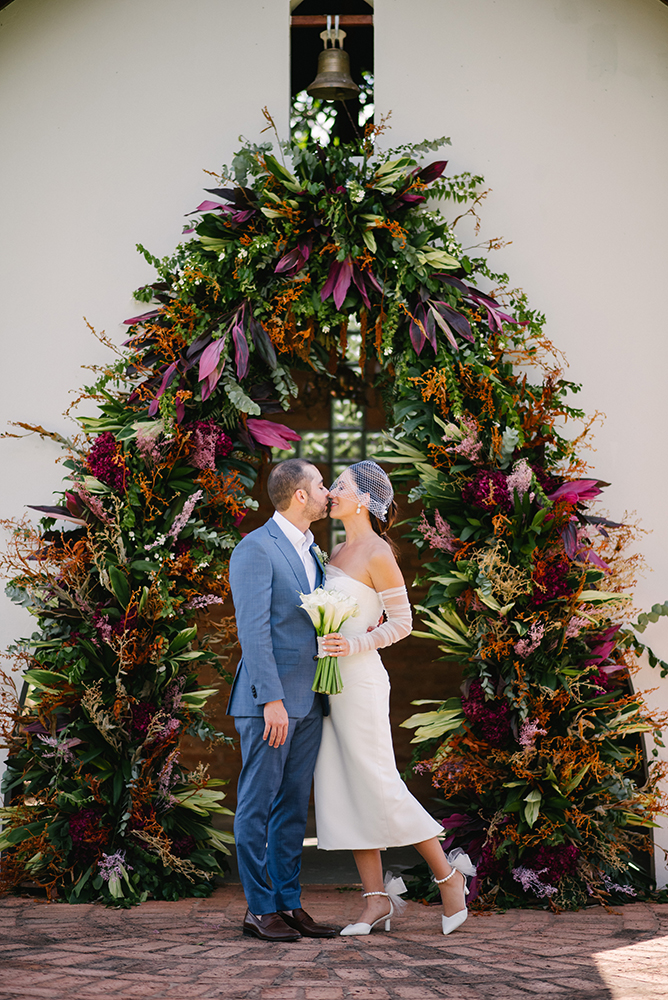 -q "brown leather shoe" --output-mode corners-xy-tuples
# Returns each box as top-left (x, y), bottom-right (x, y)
(278, 907), (339, 938)
(242, 909), (301, 942)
